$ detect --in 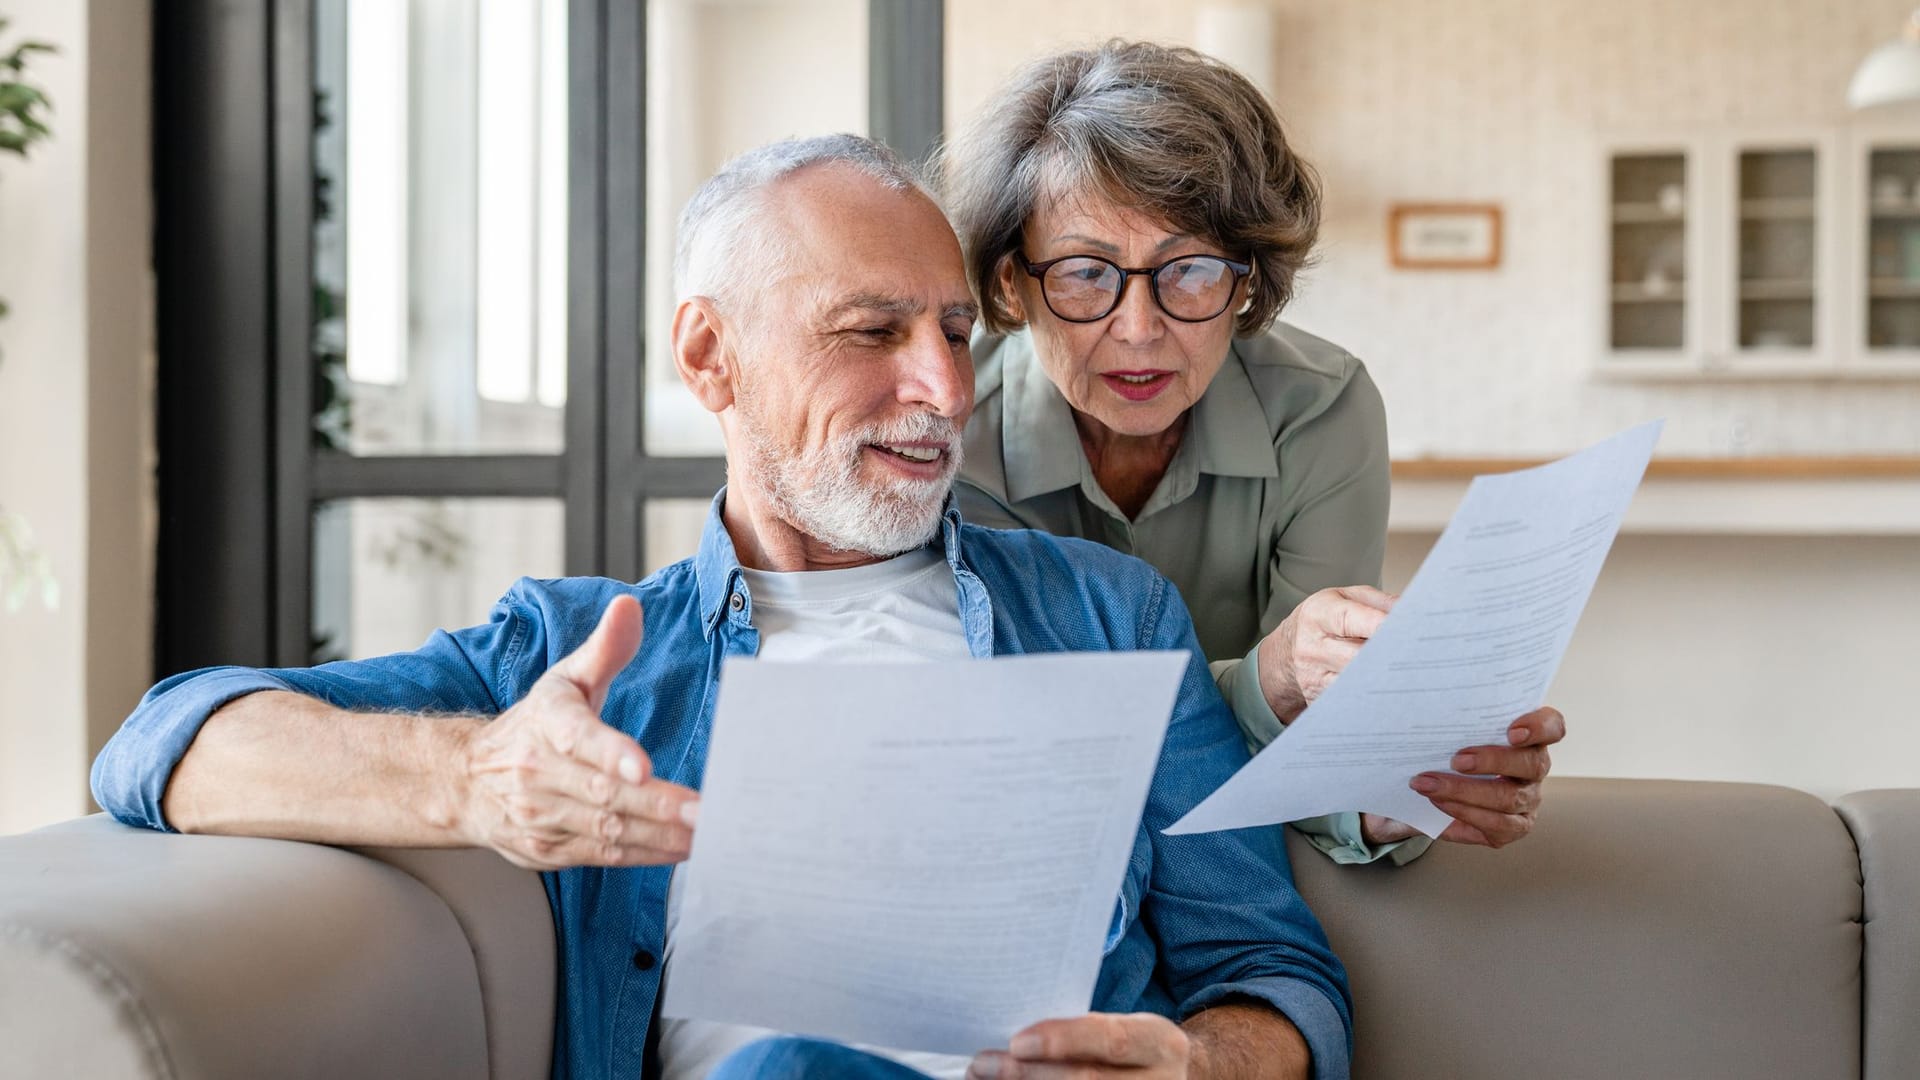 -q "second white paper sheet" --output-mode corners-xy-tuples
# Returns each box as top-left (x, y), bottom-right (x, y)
(1169, 420), (1663, 839)
(660, 651), (1187, 1056)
